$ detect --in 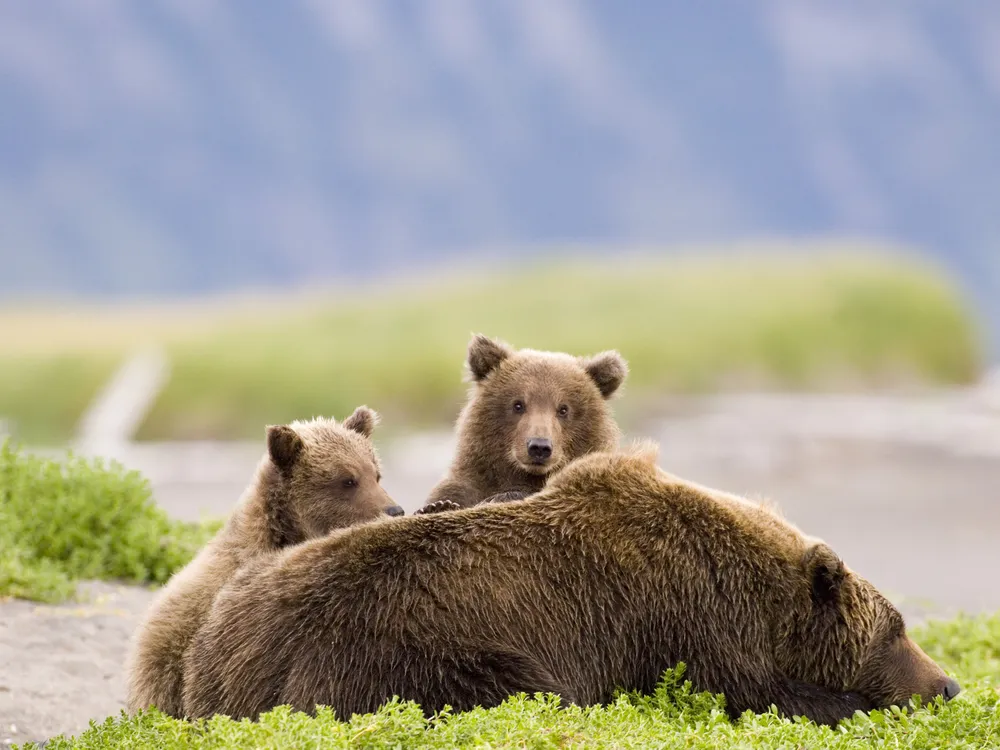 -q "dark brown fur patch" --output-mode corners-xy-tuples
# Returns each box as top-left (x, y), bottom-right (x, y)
(467, 334), (514, 382)
(267, 425), (303, 474)
(581, 351), (628, 398)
